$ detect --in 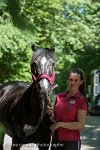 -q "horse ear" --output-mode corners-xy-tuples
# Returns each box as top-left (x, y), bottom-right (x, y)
(51, 45), (55, 52)
(31, 43), (36, 51)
